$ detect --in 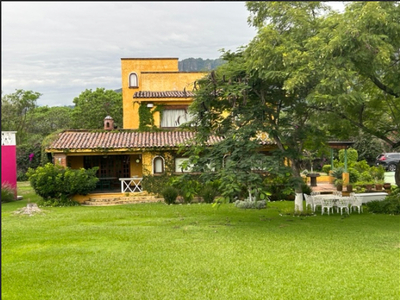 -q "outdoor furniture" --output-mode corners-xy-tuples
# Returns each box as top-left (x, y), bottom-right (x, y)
(307, 173), (320, 187)
(312, 195), (323, 213)
(321, 198), (334, 215)
(350, 195), (363, 214)
(304, 194), (314, 211)
(336, 197), (351, 215)
(119, 177), (143, 193)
